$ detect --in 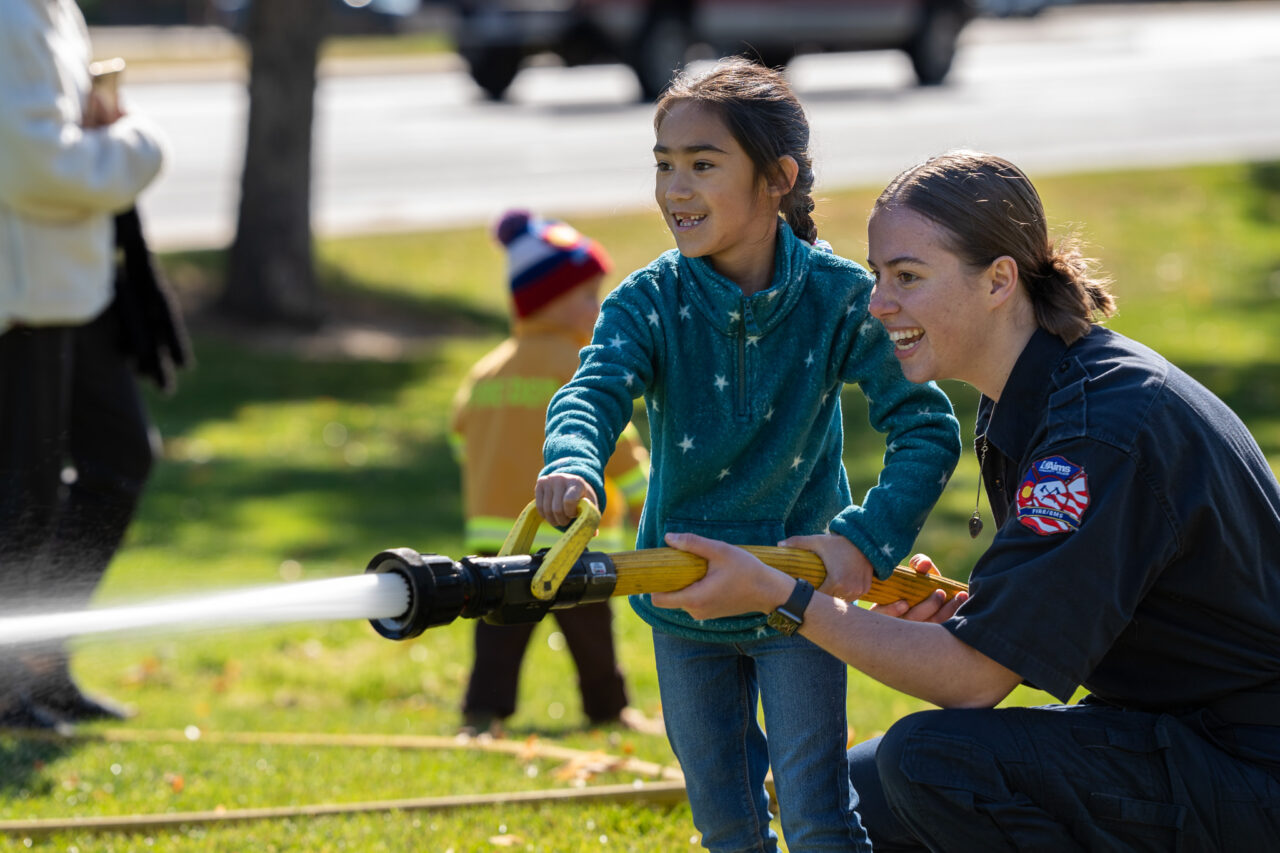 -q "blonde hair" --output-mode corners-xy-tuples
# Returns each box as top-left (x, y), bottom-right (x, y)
(876, 150), (1115, 343)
